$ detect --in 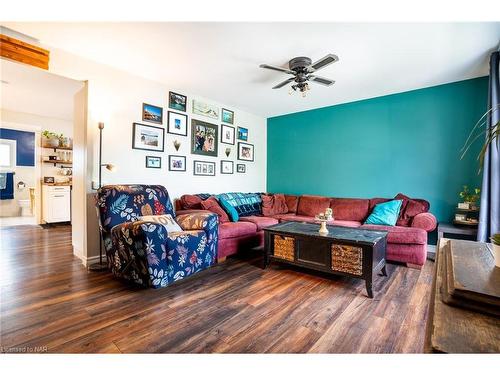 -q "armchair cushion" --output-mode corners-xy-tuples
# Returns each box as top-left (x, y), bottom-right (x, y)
(138, 214), (183, 232)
